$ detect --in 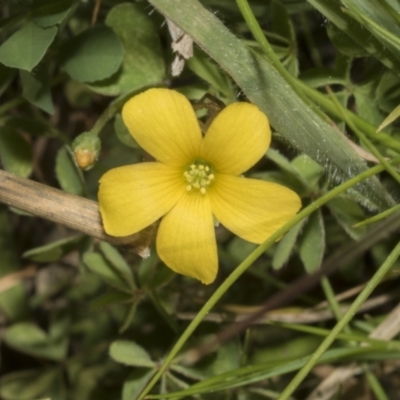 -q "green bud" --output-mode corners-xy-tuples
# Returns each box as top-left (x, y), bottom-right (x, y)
(72, 131), (101, 171)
